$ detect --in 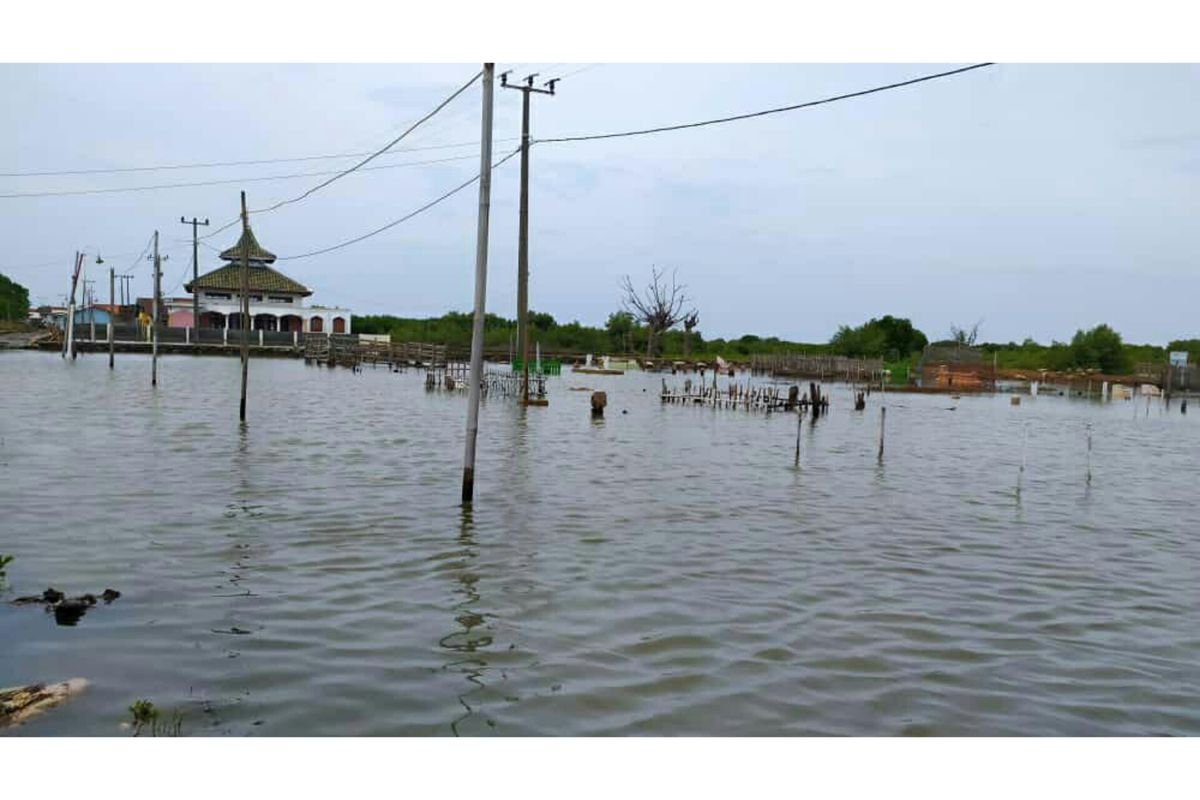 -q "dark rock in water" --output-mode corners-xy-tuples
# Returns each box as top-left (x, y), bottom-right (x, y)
(53, 600), (90, 626)
(77, 594), (97, 606)
(11, 595), (44, 605)
(101, 589), (121, 604)
(42, 588), (64, 604)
